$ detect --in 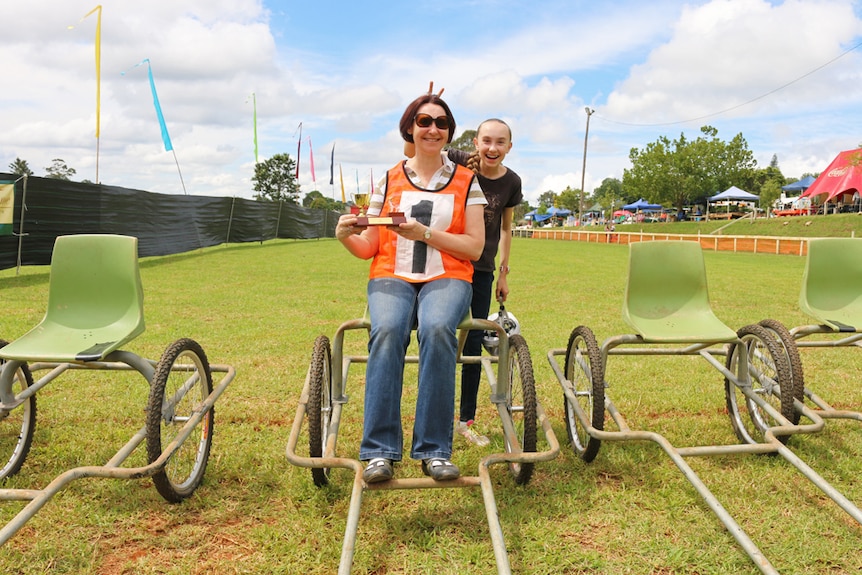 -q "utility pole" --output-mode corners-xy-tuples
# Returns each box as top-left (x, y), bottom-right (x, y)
(579, 107), (595, 225)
